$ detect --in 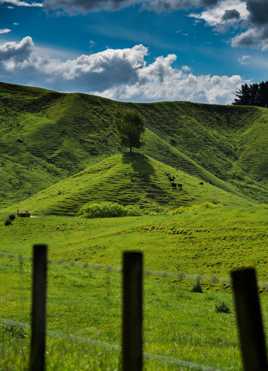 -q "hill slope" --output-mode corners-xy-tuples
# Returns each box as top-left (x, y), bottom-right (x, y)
(12, 153), (250, 215)
(0, 81), (268, 210)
